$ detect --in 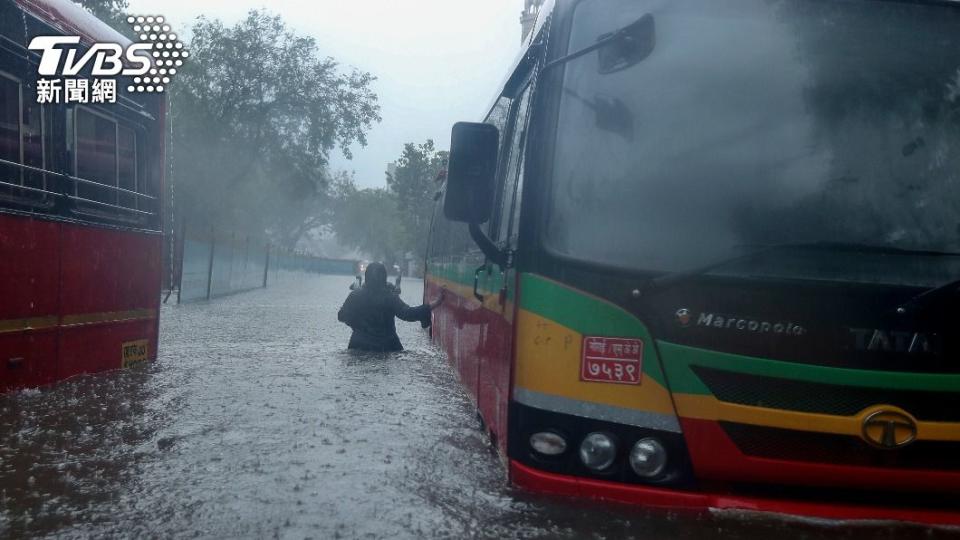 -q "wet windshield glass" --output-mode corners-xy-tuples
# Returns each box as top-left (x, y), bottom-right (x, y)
(546, 0), (960, 286)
